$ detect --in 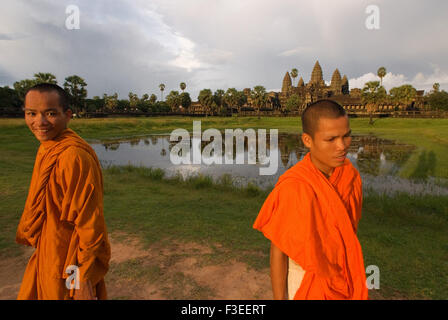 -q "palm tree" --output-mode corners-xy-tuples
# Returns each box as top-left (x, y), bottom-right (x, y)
(251, 86), (268, 119)
(361, 81), (386, 125)
(180, 82), (186, 92)
(63, 75), (87, 114)
(166, 91), (181, 112)
(433, 83), (440, 92)
(34, 72), (58, 84)
(291, 68), (298, 86)
(13, 79), (36, 101)
(377, 67), (386, 87)
(198, 89), (214, 116)
(159, 83), (165, 101)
